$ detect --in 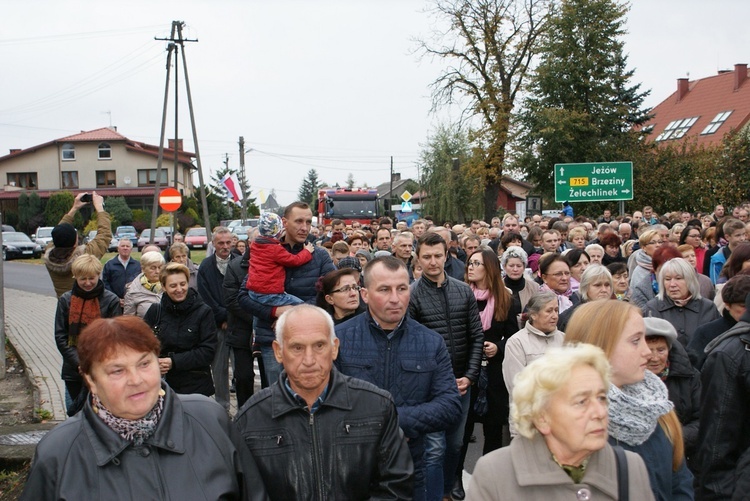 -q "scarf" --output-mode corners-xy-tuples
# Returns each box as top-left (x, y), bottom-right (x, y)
(92, 392), (164, 447)
(636, 250), (653, 273)
(140, 273), (162, 293)
(68, 280), (104, 346)
(539, 283), (573, 312)
(672, 294), (693, 308)
(215, 255), (230, 276)
(569, 276), (580, 293)
(656, 360), (670, 381)
(651, 272), (659, 295)
(472, 286), (494, 331)
(607, 370), (673, 446)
